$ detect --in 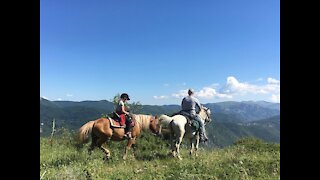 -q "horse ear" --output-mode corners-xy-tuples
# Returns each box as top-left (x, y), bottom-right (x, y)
(155, 115), (158, 119)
